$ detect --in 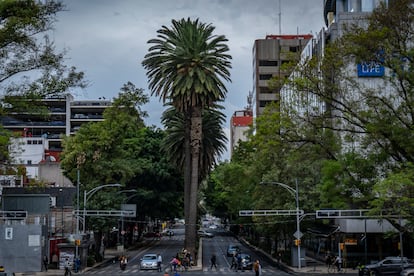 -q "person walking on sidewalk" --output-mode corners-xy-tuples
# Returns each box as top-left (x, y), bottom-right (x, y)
(43, 255), (48, 272)
(64, 257), (72, 276)
(253, 259), (262, 276)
